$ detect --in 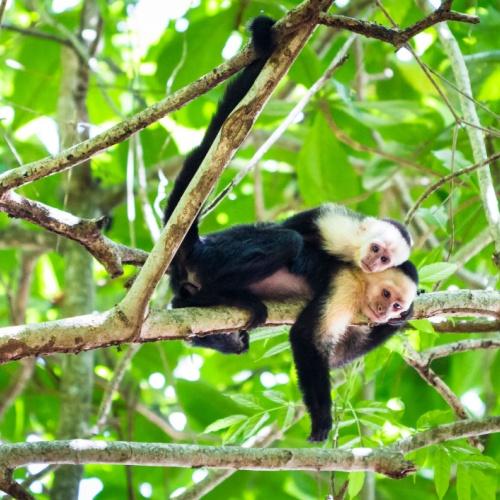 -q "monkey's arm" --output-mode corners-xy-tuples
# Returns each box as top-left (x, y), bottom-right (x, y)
(329, 323), (400, 368)
(290, 298), (333, 442)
